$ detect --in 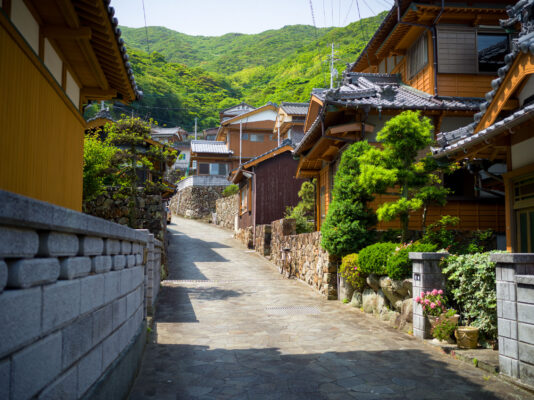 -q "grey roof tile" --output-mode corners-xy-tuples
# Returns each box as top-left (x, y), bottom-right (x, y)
(191, 140), (233, 154)
(280, 102), (309, 116)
